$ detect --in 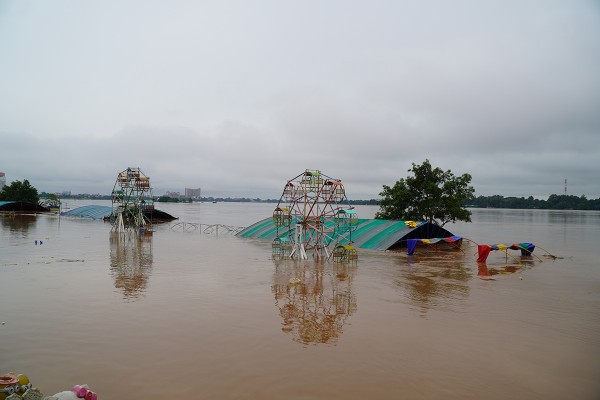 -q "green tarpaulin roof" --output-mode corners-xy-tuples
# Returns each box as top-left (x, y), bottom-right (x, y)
(61, 205), (113, 219)
(236, 217), (455, 251)
(61, 205), (177, 222)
